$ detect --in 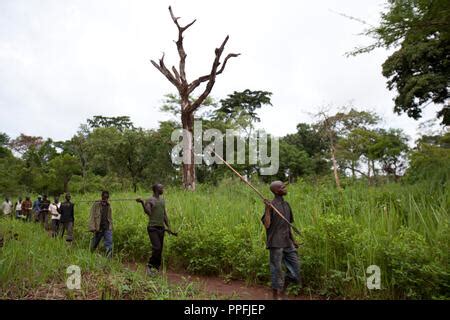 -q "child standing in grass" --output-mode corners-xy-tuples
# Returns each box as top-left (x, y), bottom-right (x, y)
(262, 181), (301, 300)
(59, 193), (75, 242)
(21, 196), (33, 222)
(1, 197), (13, 218)
(136, 183), (171, 275)
(39, 195), (51, 230)
(49, 196), (61, 237)
(14, 197), (22, 219)
(32, 196), (41, 222)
